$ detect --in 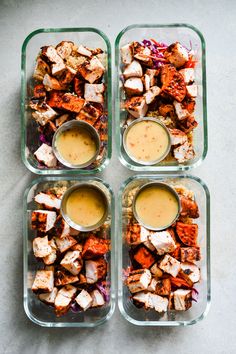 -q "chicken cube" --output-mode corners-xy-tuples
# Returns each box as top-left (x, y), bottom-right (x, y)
(145, 69), (158, 85)
(33, 58), (50, 81)
(82, 234), (109, 259)
(54, 215), (70, 239)
(58, 66), (77, 86)
(148, 293), (169, 313)
(186, 84), (198, 98)
(34, 192), (61, 210)
(55, 235), (77, 253)
(126, 269), (151, 294)
(155, 278), (171, 296)
(133, 246), (156, 269)
(149, 231), (176, 255)
(55, 114), (70, 127)
(120, 43), (133, 64)
(75, 290), (93, 311)
(179, 68), (195, 84)
(150, 263), (163, 278)
(31, 103), (58, 126)
(126, 224), (150, 246)
(180, 247), (201, 263)
(41, 45), (66, 75)
(144, 86), (161, 104)
(77, 45), (92, 57)
(123, 60), (143, 79)
(32, 270), (54, 292)
(60, 250), (83, 275)
(84, 83), (105, 103)
(159, 254), (181, 277)
(43, 238), (57, 265)
(173, 289), (192, 311)
(173, 141), (195, 163)
(33, 84), (46, 98)
(124, 77), (143, 96)
(43, 74), (63, 91)
(147, 278), (158, 292)
(143, 240), (156, 252)
(178, 115), (198, 133)
(180, 262), (200, 284)
(173, 101), (190, 121)
(31, 210), (57, 232)
(55, 285), (77, 316)
(78, 57), (105, 83)
(34, 144), (57, 168)
(54, 269), (79, 286)
(76, 102), (102, 125)
(56, 41), (74, 60)
(169, 128), (188, 146)
(85, 258), (107, 284)
(38, 287), (58, 305)
(132, 291), (150, 308)
(33, 235), (52, 258)
(91, 289), (105, 307)
(125, 96), (148, 118)
(164, 42), (189, 68)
